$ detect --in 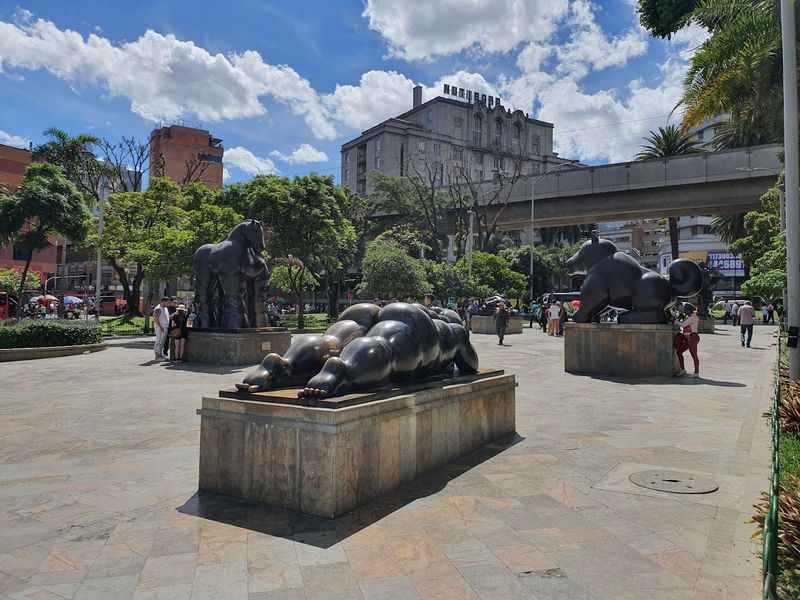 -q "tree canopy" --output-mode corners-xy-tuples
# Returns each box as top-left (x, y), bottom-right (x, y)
(358, 239), (431, 300)
(0, 163), (90, 304)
